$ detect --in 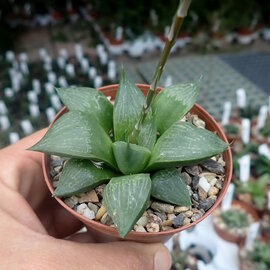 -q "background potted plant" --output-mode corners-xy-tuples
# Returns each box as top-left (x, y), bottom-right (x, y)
(213, 200), (259, 244)
(29, 0), (232, 243)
